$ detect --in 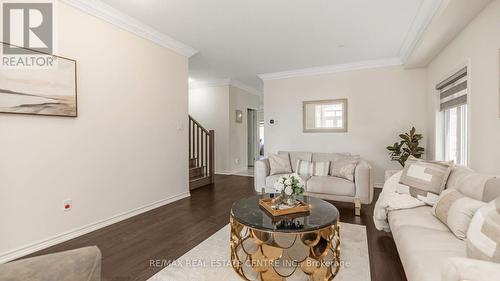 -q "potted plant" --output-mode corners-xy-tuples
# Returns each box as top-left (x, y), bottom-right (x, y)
(386, 127), (425, 167)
